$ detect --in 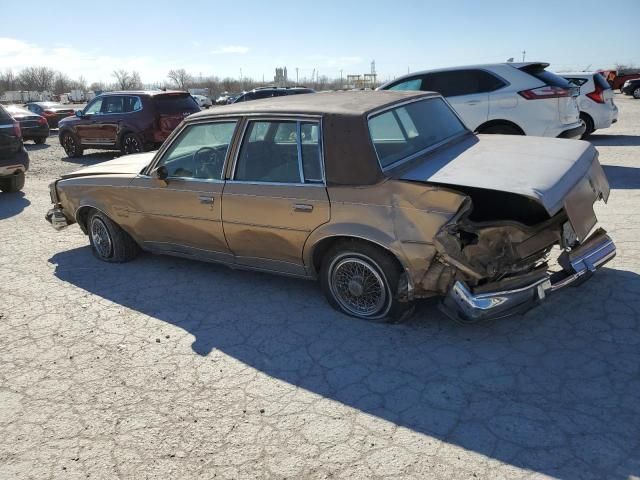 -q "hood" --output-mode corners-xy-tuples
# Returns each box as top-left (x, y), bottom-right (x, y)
(61, 152), (156, 179)
(396, 134), (607, 217)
